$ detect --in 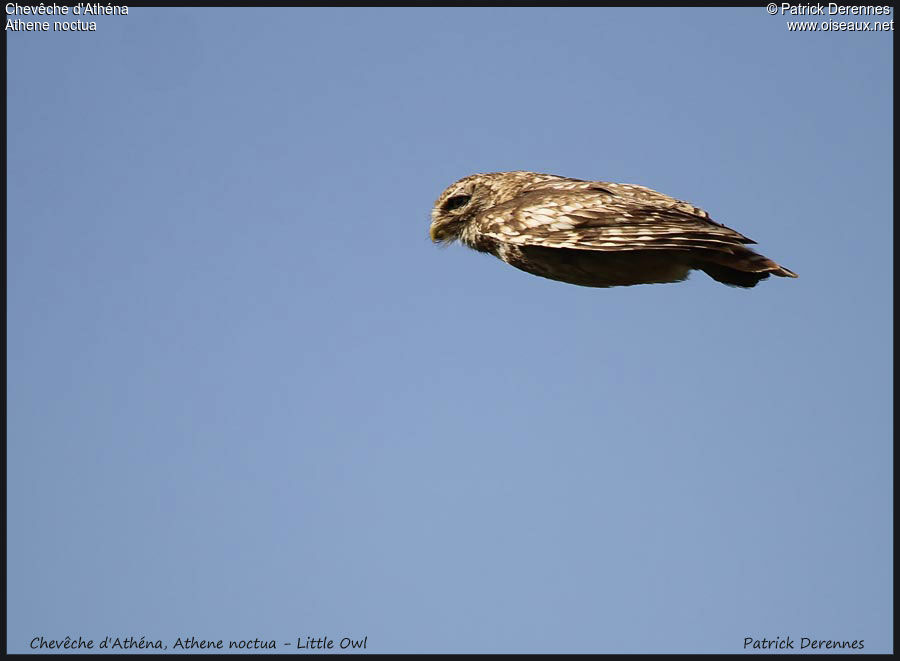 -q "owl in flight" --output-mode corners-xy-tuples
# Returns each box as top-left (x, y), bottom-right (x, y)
(429, 171), (797, 288)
